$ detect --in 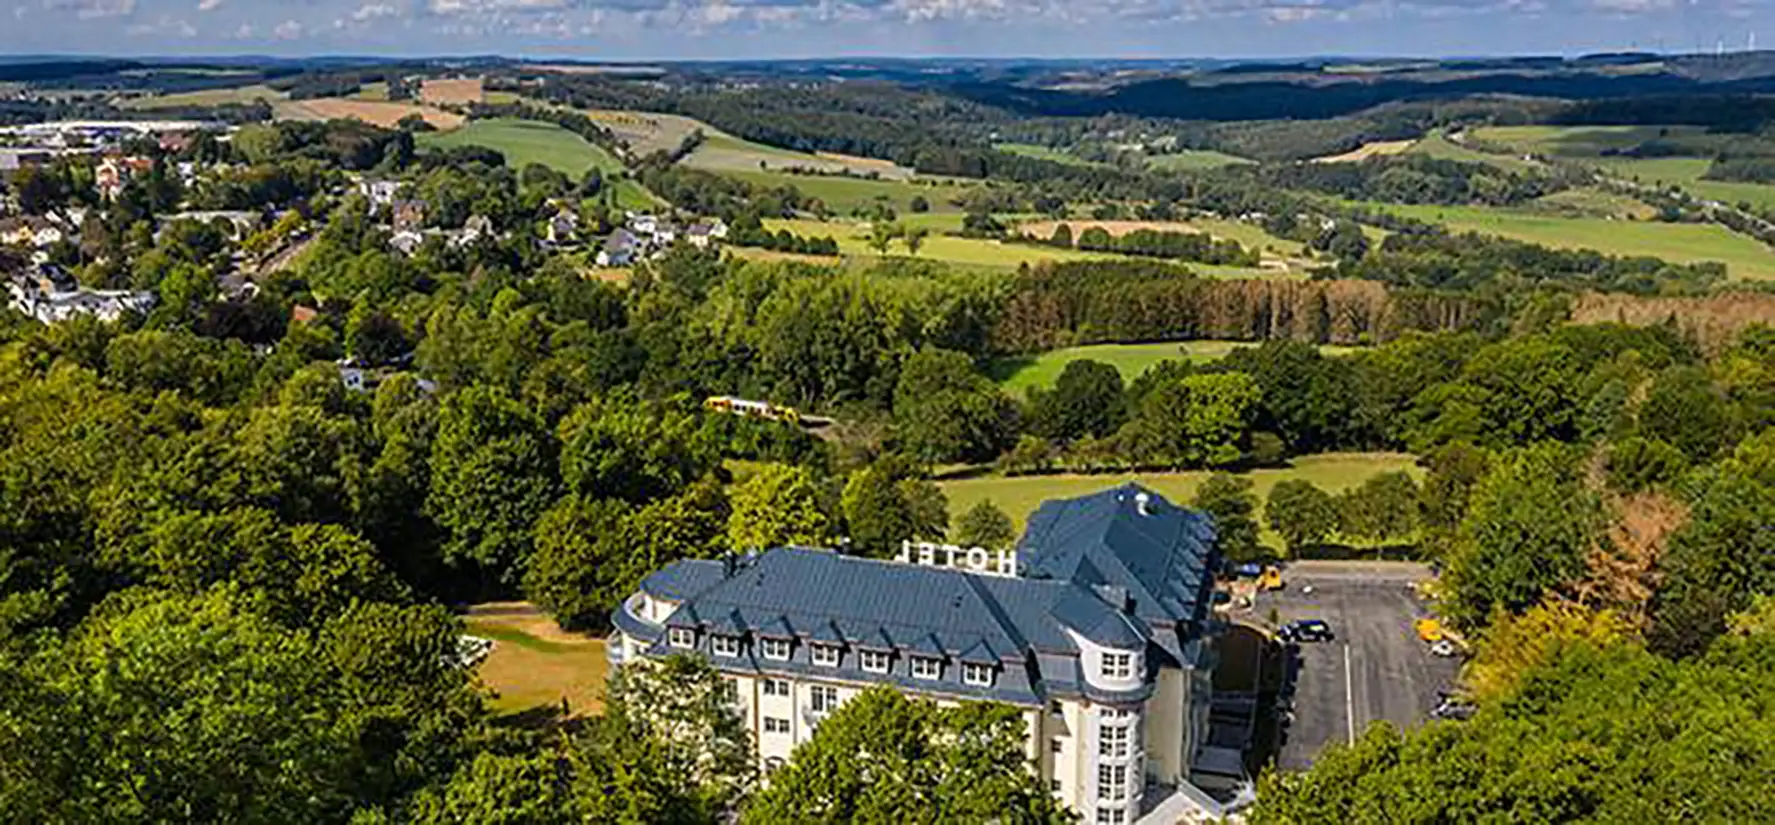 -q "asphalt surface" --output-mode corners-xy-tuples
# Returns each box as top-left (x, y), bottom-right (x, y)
(1257, 562), (1462, 771)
